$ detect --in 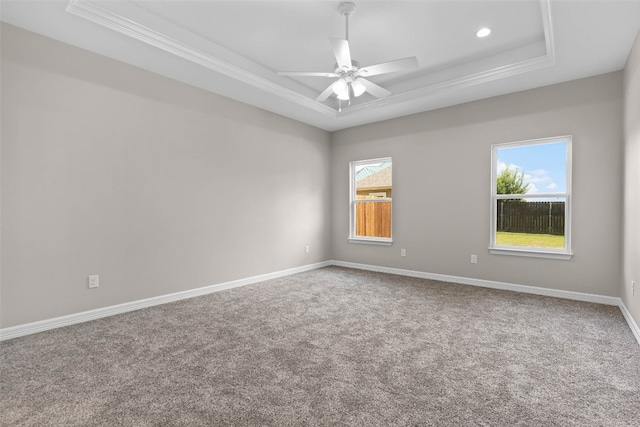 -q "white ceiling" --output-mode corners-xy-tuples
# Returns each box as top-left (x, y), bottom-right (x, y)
(2, 0), (640, 131)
